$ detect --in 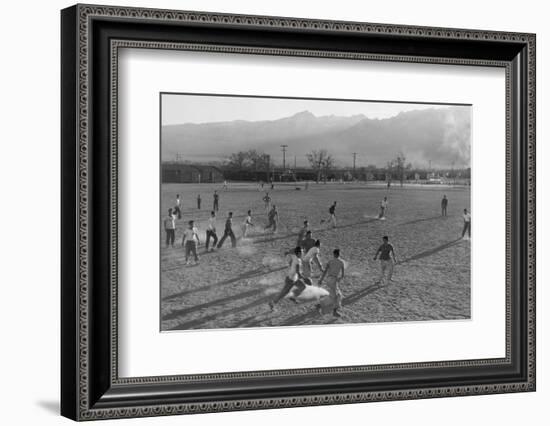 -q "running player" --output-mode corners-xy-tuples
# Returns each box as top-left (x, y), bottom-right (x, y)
(462, 208), (471, 239)
(303, 239), (323, 279)
(301, 230), (316, 253)
(242, 210), (254, 238)
(321, 201), (337, 227)
(268, 246), (308, 311)
(264, 205), (279, 233)
(316, 249), (345, 317)
(217, 212), (237, 248)
(296, 220), (309, 247)
(205, 210), (218, 251)
(182, 220), (200, 265)
(373, 236), (396, 285)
